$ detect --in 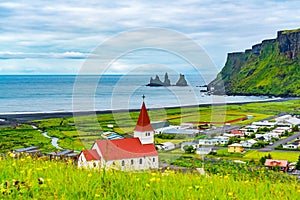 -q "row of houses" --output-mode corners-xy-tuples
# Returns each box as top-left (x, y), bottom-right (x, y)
(13, 146), (79, 160)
